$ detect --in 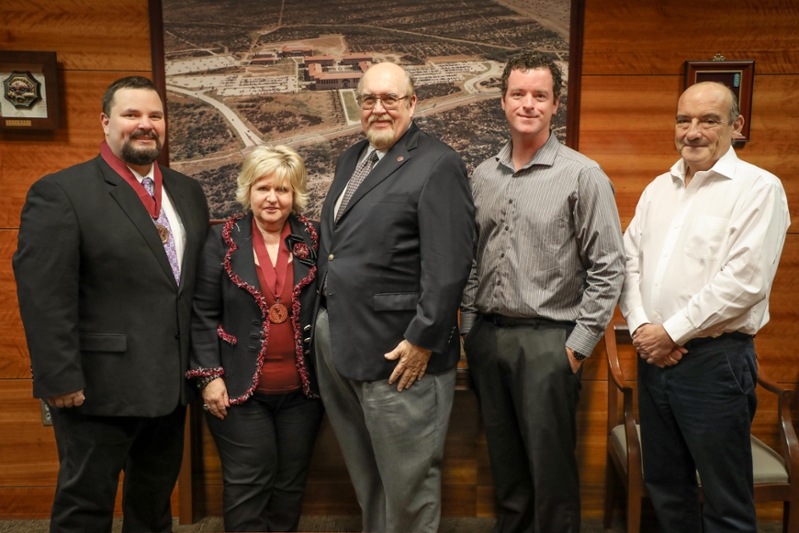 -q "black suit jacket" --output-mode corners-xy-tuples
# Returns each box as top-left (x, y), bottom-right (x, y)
(188, 212), (319, 401)
(318, 122), (475, 381)
(13, 155), (210, 417)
